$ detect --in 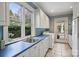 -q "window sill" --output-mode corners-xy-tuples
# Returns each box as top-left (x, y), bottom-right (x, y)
(5, 35), (31, 46)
